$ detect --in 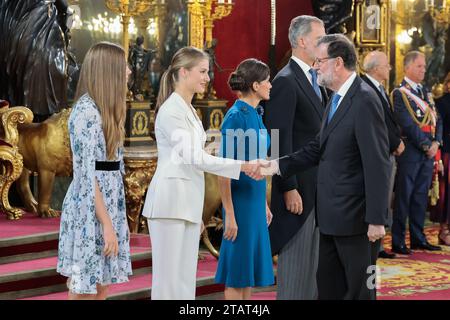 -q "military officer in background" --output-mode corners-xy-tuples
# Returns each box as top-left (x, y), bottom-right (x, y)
(391, 51), (443, 254)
